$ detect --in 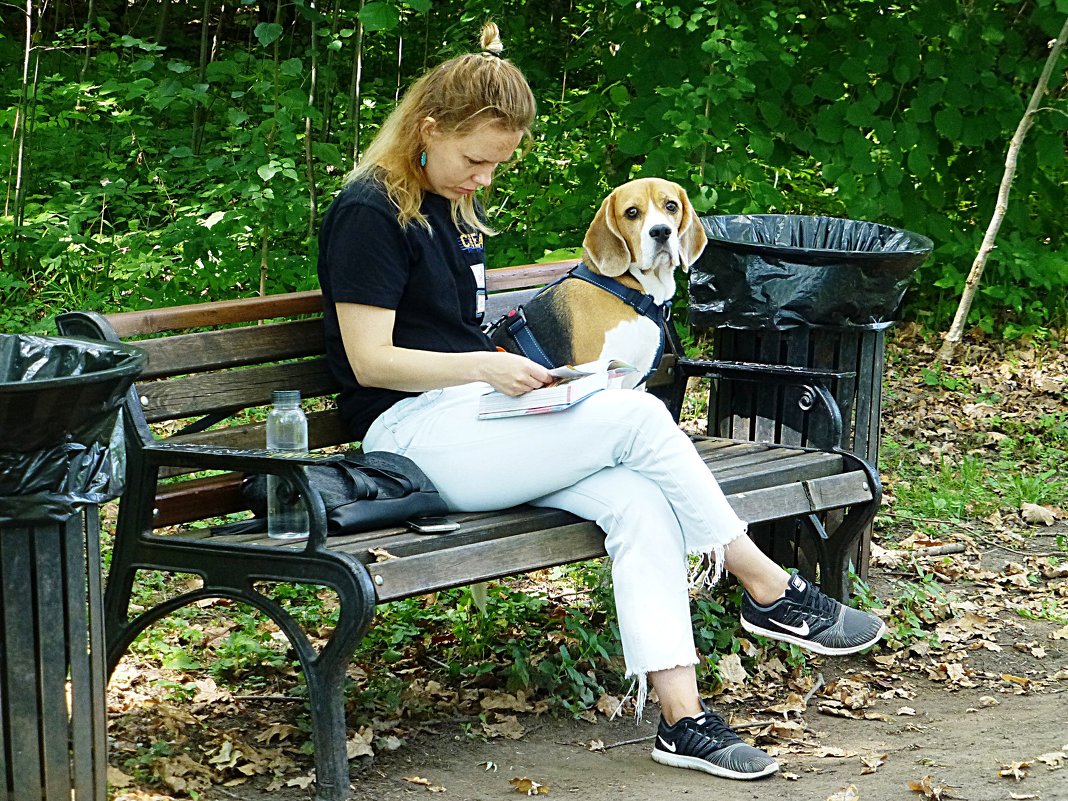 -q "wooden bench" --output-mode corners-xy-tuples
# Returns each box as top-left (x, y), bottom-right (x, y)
(56, 261), (880, 801)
